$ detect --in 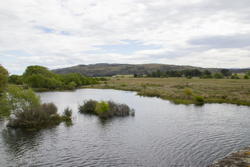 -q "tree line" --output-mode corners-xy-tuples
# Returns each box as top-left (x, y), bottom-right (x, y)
(8, 65), (99, 90)
(134, 69), (250, 79)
